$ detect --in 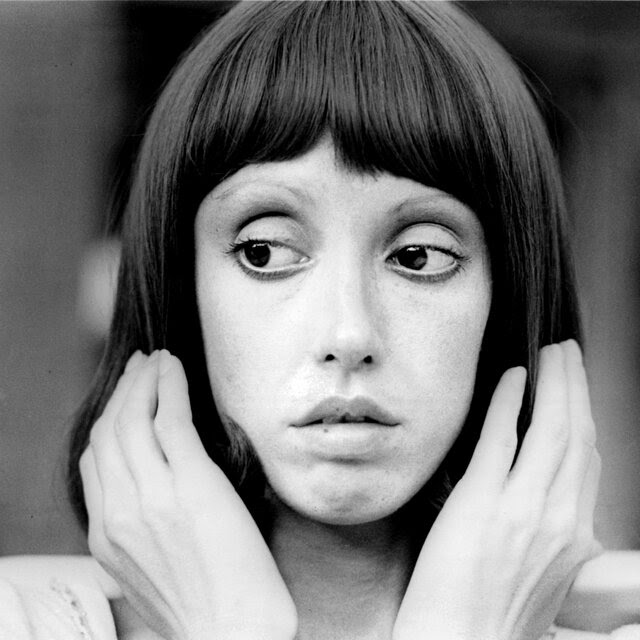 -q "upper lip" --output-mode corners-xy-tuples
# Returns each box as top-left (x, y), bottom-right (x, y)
(294, 396), (400, 427)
